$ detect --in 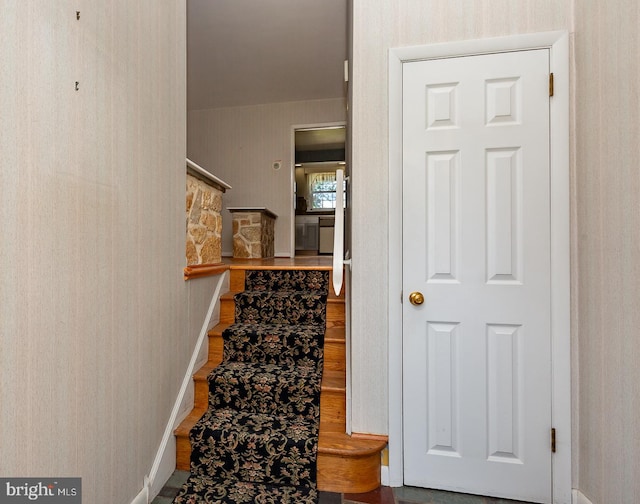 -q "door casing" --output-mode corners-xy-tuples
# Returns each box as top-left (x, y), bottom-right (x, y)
(289, 121), (346, 257)
(387, 31), (571, 503)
